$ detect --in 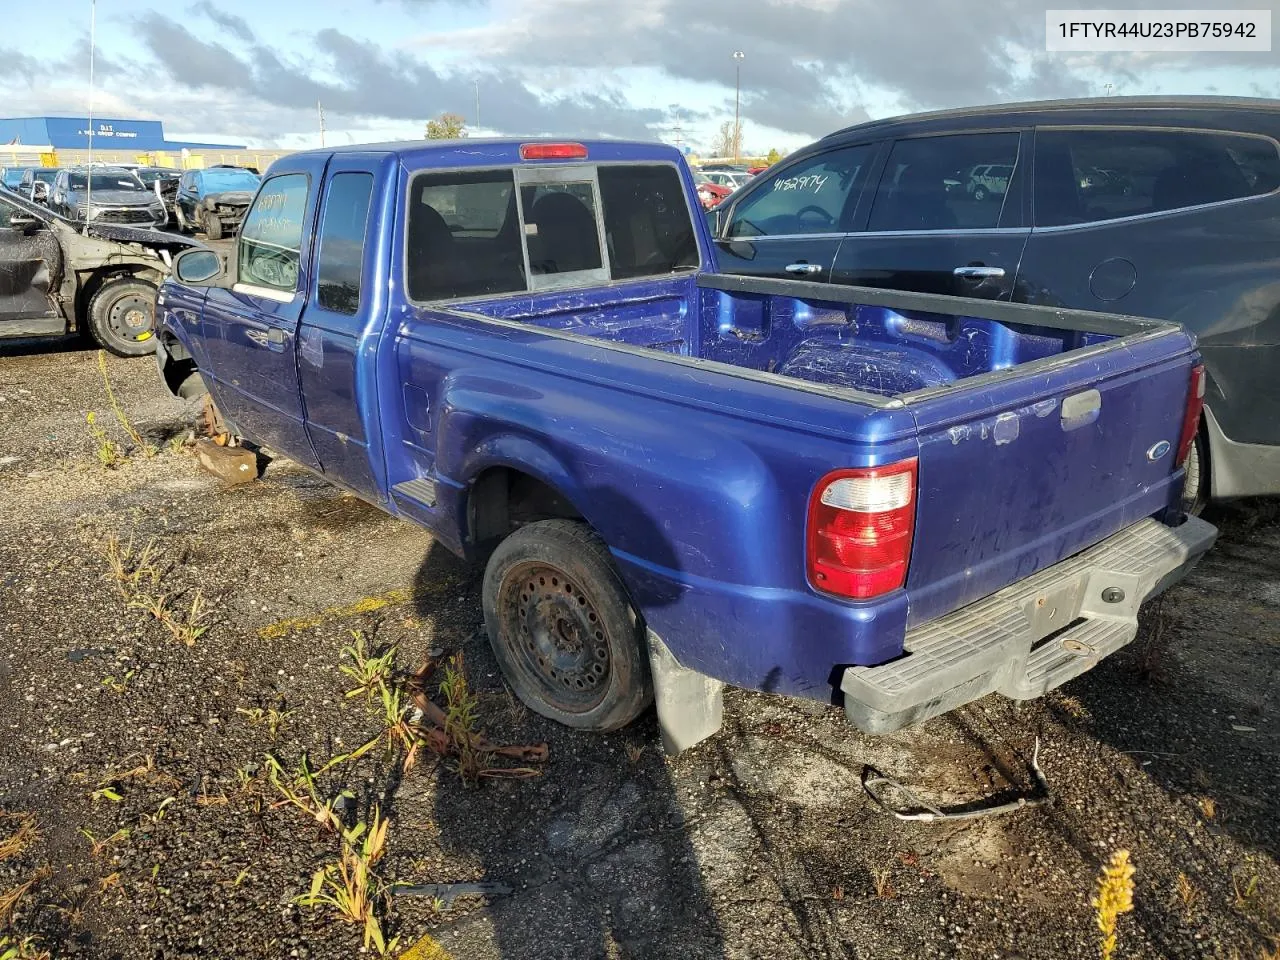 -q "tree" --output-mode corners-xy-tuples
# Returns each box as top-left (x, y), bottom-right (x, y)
(711, 120), (742, 159)
(425, 112), (467, 139)
(766, 147), (783, 165)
